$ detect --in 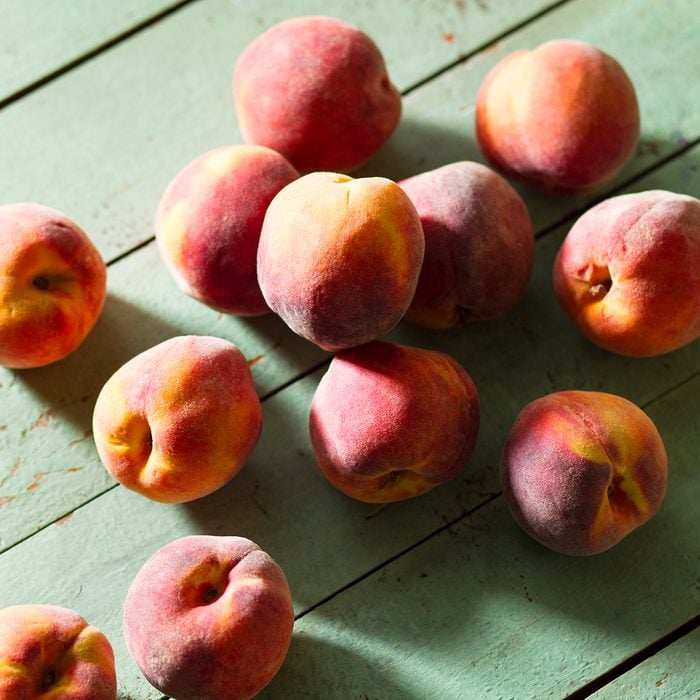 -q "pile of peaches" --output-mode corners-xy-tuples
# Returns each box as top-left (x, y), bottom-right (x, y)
(1, 15), (699, 700)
